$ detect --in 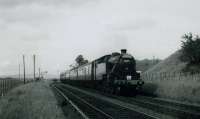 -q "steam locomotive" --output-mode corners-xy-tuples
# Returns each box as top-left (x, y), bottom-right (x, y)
(60, 49), (144, 95)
